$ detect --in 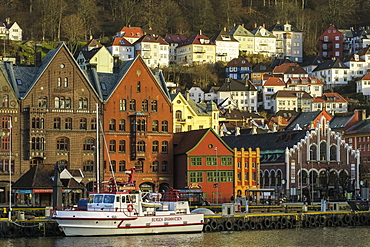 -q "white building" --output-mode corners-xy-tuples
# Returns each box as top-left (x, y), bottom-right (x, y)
(133, 34), (169, 68)
(210, 28), (240, 62)
(0, 18), (22, 41)
(251, 26), (276, 57)
(311, 59), (350, 90)
(107, 37), (135, 61)
(312, 93), (348, 114)
(357, 73), (370, 100)
(188, 84), (205, 103)
(262, 77), (286, 110)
